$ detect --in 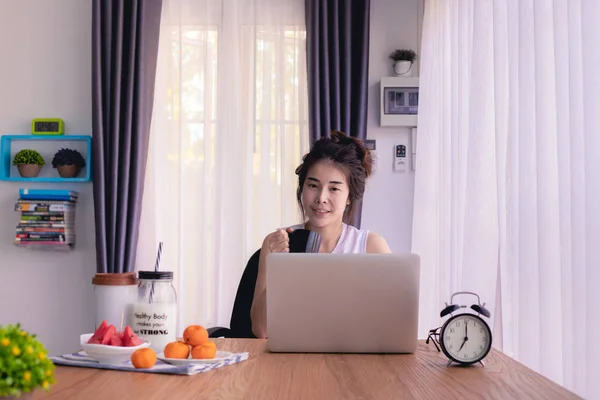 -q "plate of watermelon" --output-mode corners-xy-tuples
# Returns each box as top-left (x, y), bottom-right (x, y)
(81, 320), (150, 365)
